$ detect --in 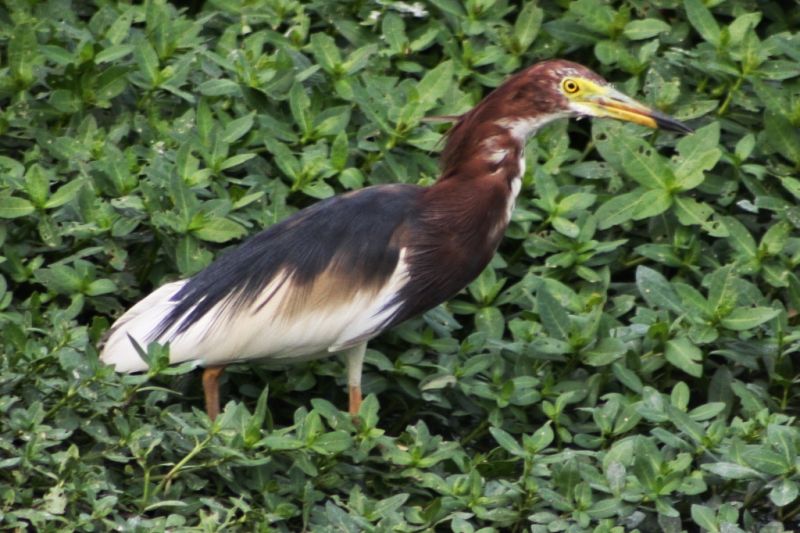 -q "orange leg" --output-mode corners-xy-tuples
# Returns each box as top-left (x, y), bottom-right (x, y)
(202, 365), (226, 420)
(348, 385), (362, 416)
(345, 343), (366, 417)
